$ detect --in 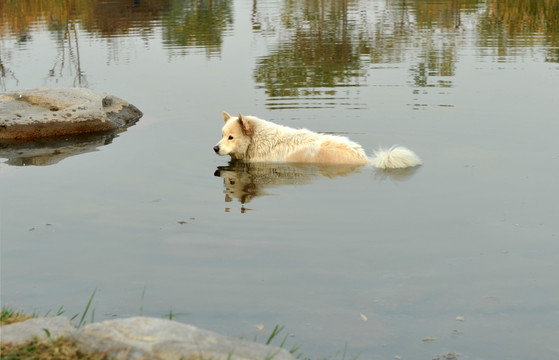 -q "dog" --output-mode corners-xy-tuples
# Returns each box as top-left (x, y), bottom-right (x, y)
(213, 112), (422, 169)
